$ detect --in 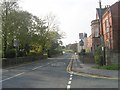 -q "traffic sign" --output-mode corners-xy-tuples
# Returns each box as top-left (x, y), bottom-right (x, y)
(79, 33), (83, 39)
(79, 39), (84, 46)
